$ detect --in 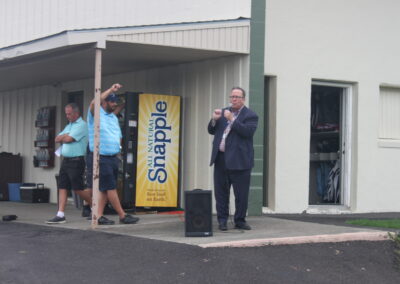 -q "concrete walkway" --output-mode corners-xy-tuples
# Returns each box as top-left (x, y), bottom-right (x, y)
(0, 202), (394, 248)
